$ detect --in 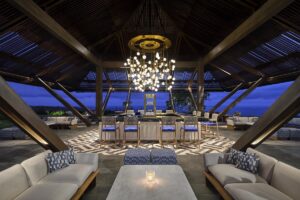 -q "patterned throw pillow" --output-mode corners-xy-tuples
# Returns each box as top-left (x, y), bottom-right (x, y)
(236, 152), (260, 174)
(226, 148), (243, 165)
(46, 152), (69, 173)
(62, 148), (76, 164)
